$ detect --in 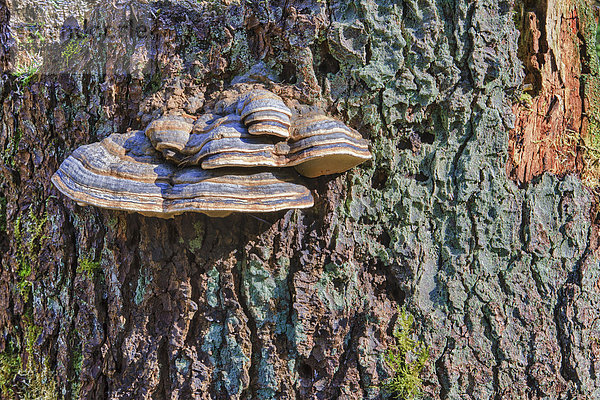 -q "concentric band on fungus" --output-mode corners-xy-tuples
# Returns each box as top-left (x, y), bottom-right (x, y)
(51, 131), (314, 218)
(52, 88), (373, 217)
